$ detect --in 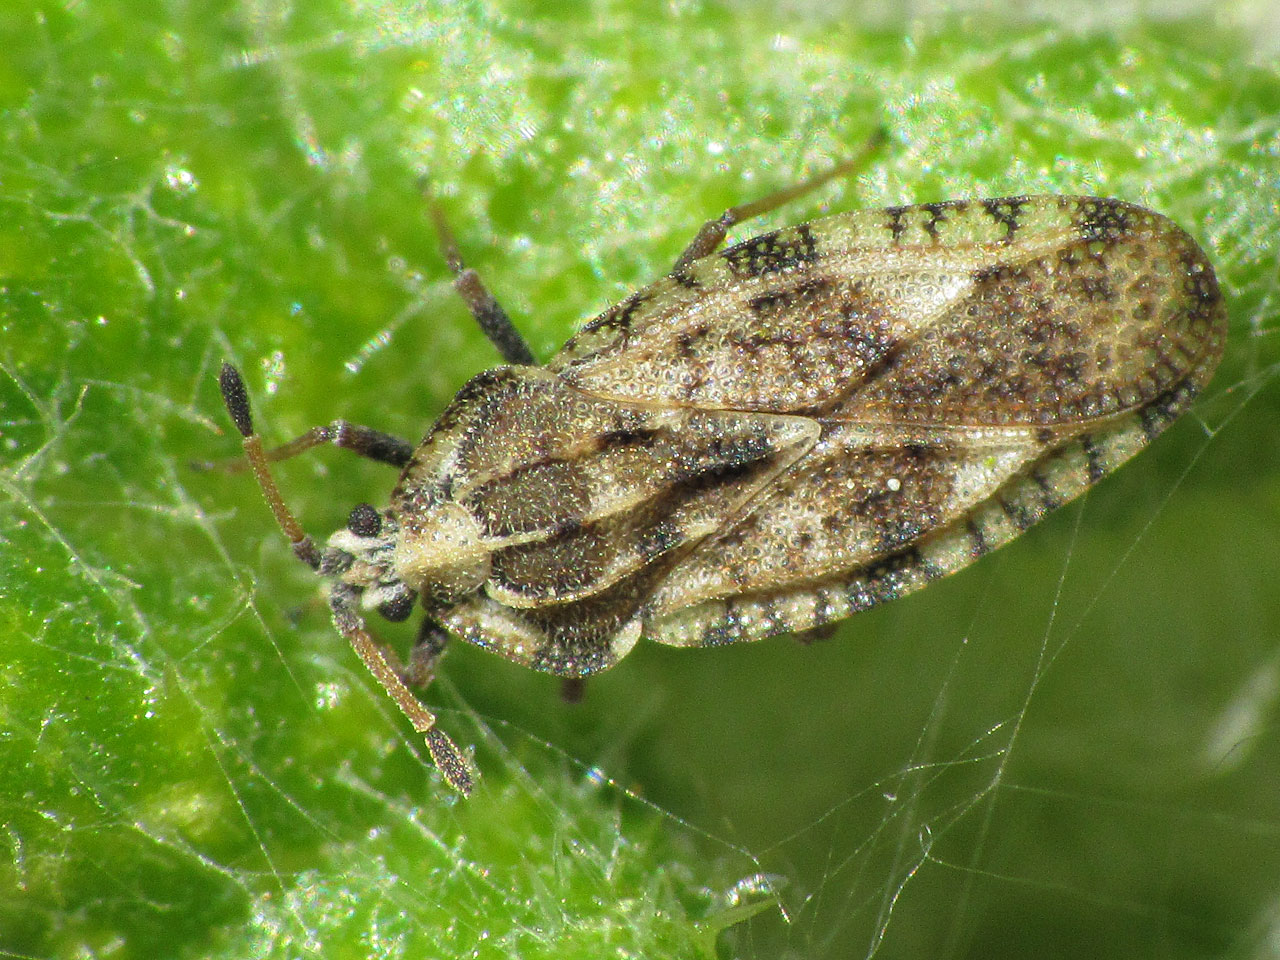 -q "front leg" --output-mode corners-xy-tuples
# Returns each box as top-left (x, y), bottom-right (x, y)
(404, 617), (451, 689)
